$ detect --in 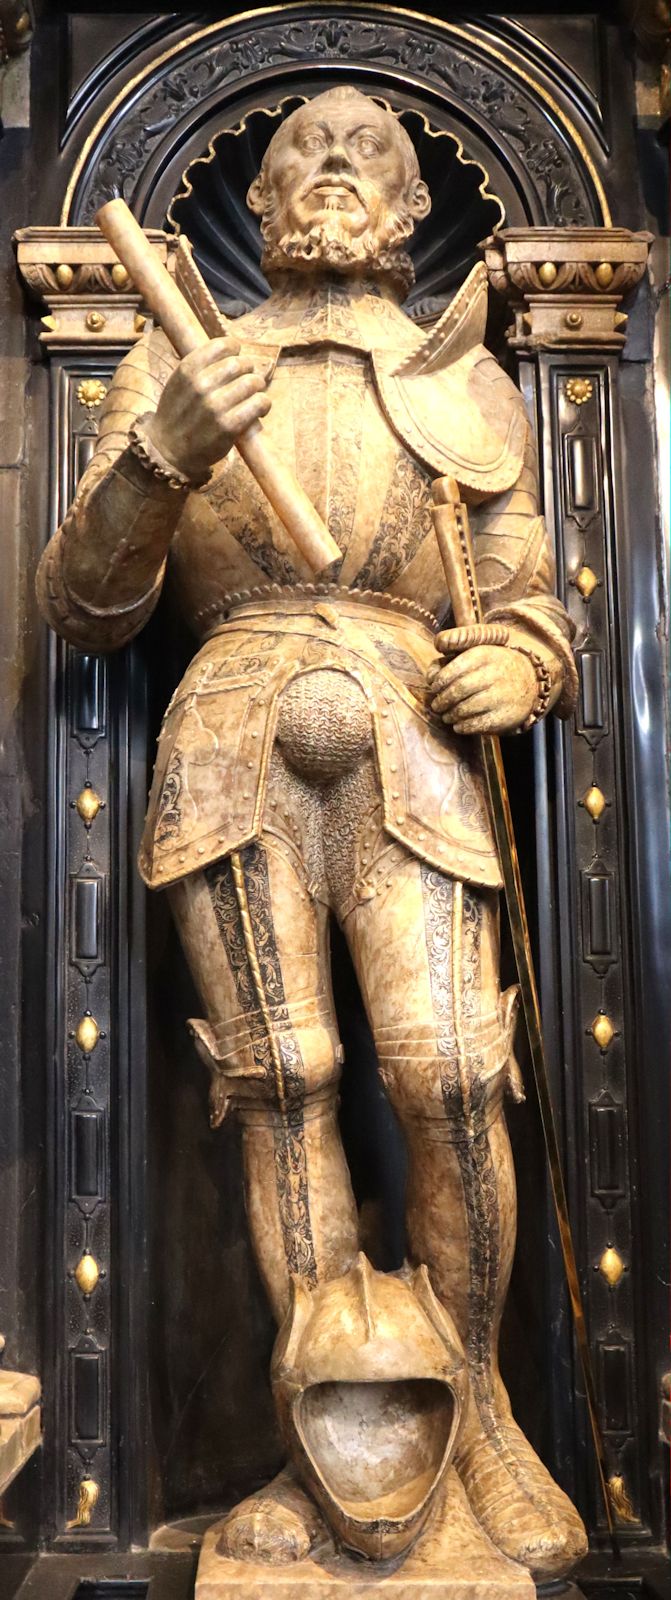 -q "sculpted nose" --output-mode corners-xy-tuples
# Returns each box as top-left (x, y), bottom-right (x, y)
(321, 142), (355, 173)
